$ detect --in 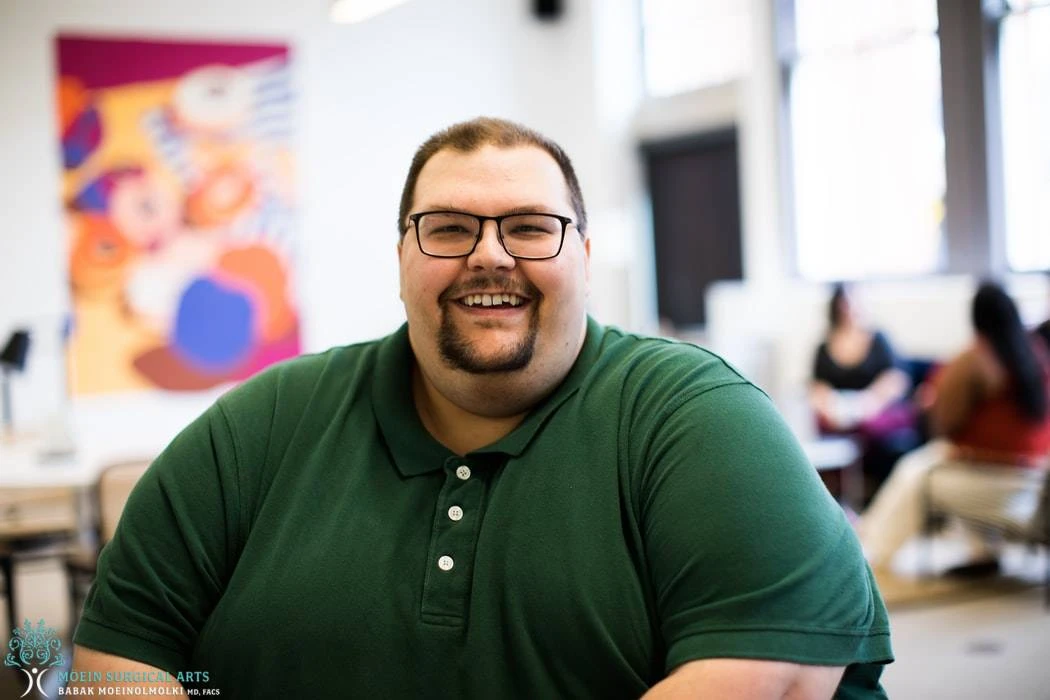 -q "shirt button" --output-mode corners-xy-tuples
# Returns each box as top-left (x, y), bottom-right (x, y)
(438, 555), (454, 571)
(456, 466), (471, 480)
(448, 505), (464, 521)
